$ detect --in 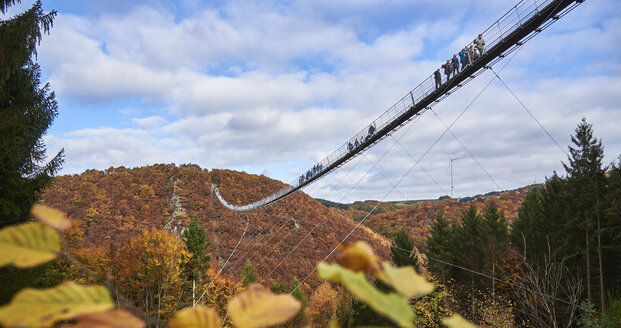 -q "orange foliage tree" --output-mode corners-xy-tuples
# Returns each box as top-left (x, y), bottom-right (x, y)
(305, 282), (339, 327)
(112, 229), (190, 326)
